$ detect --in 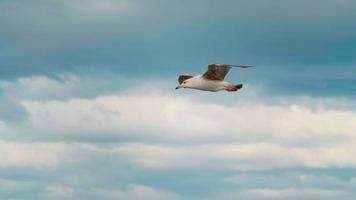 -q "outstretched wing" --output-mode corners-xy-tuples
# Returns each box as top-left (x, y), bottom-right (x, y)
(178, 74), (194, 84)
(203, 64), (252, 81)
(203, 64), (231, 81)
